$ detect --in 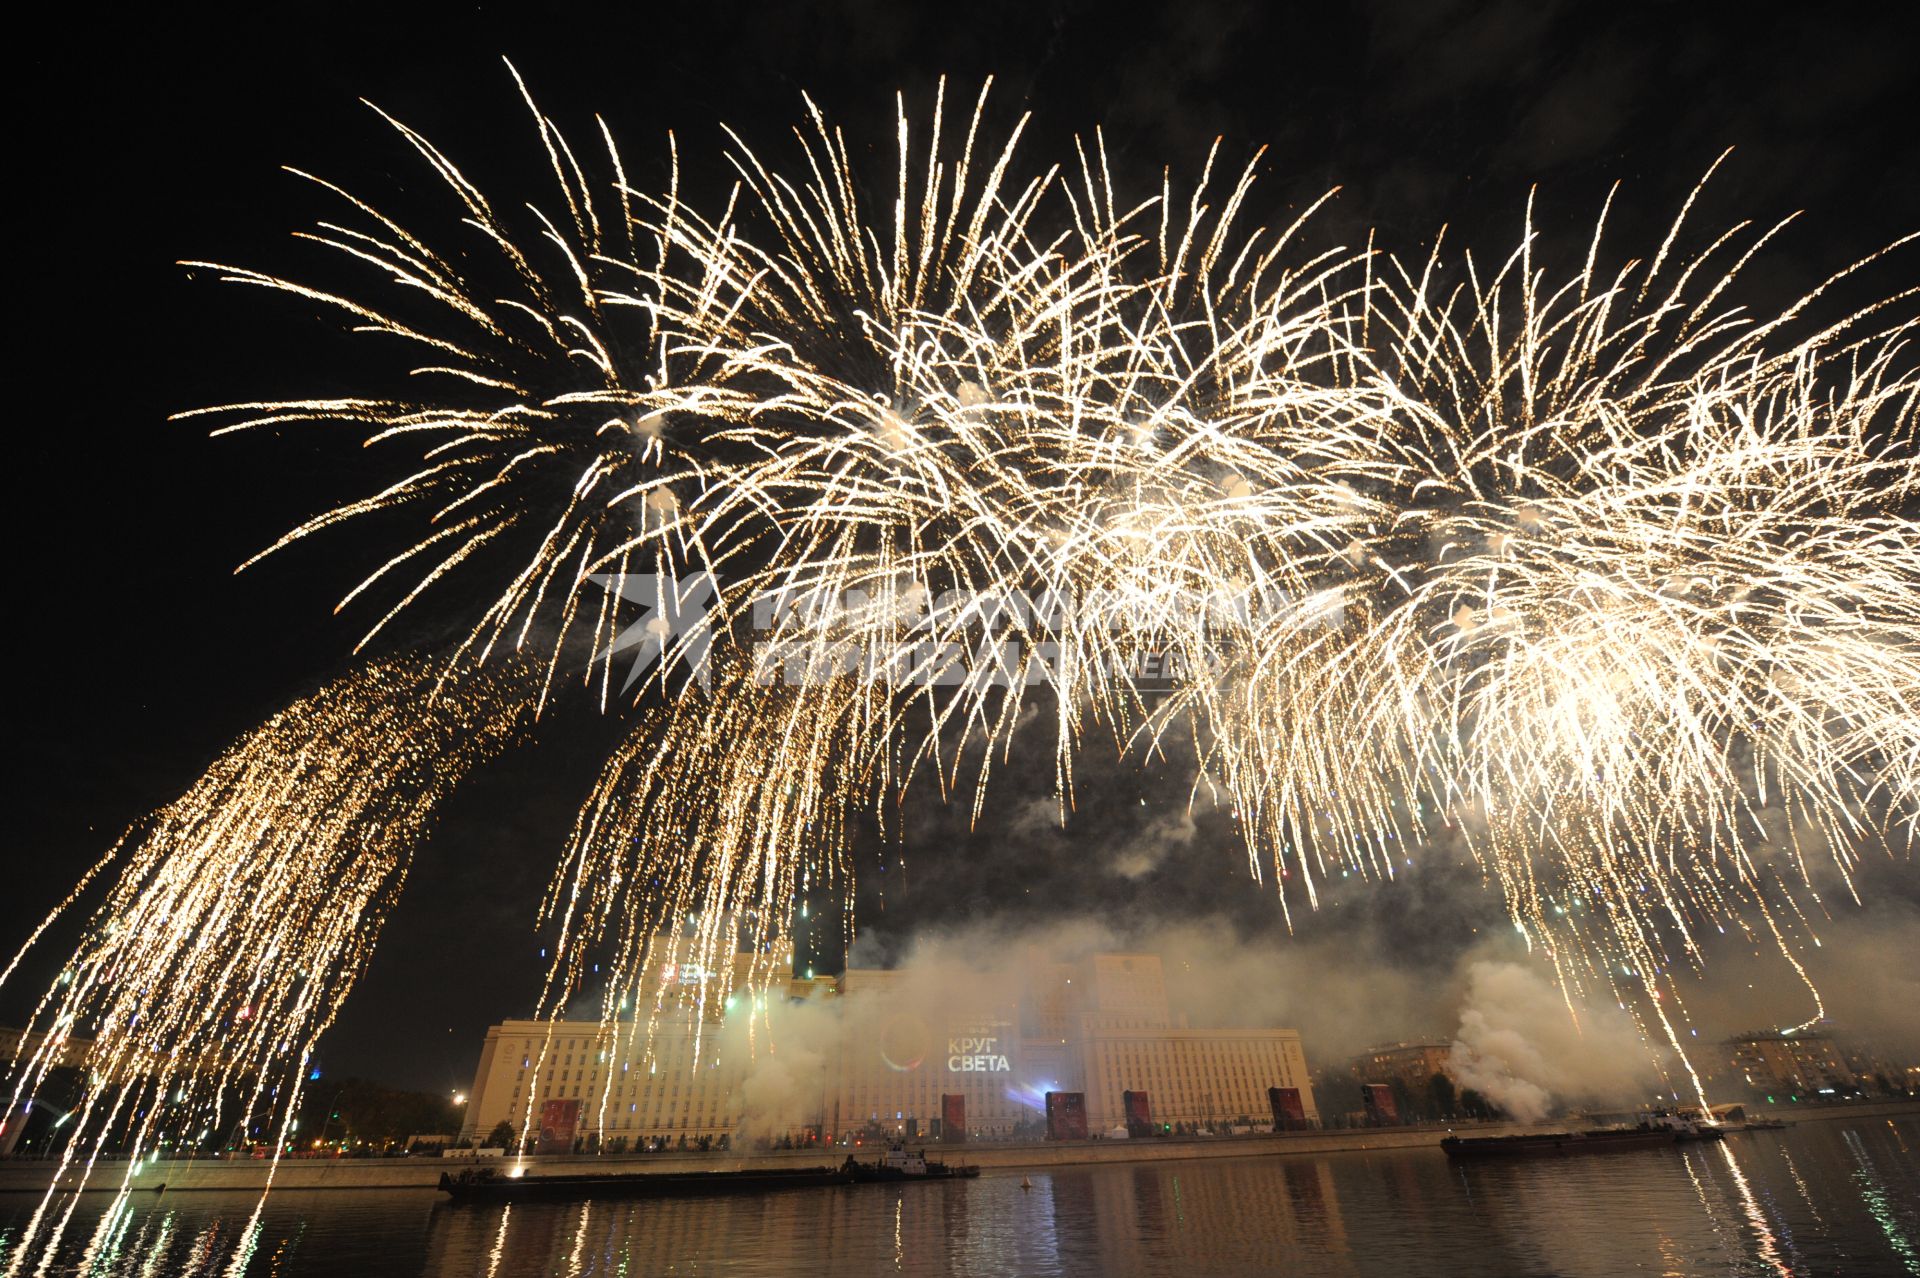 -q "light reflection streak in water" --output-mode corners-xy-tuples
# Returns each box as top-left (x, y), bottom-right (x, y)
(1680, 1149), (1729, 1242)
(69, 1190), (133, 1277)
(1777, 1146), (1825, 1228)
(1713, 1141), (1791, 1278)
(216, 1196), (266, 1278)
(484, 1204), (511, 1278)
(133, 1210), (176, 1278)
(564, 1200), (592, 1278)
(1843, 1128), (1917, 1273)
